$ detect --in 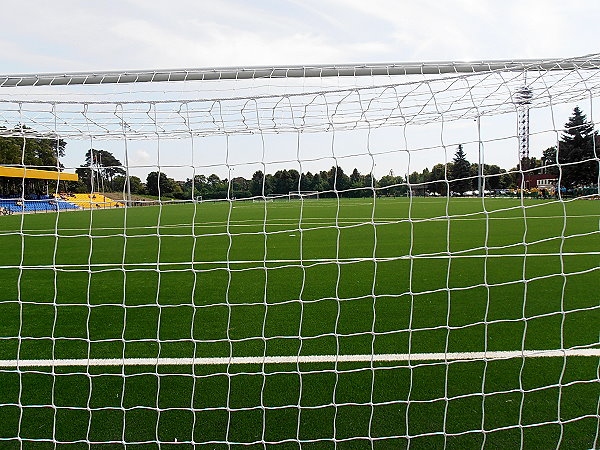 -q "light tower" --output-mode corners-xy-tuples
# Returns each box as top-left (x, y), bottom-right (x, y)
(515, 85), (533, 170)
